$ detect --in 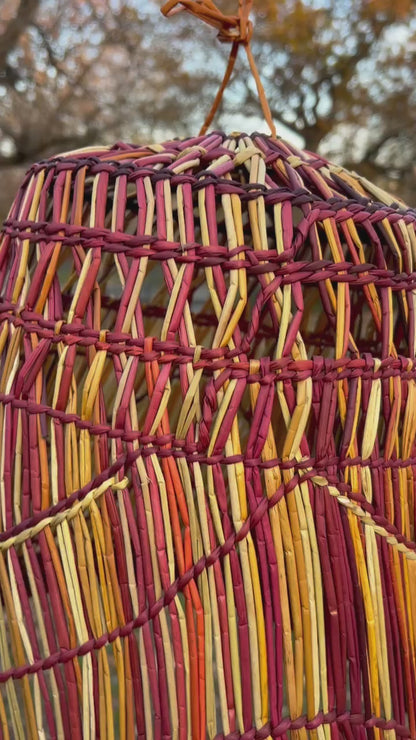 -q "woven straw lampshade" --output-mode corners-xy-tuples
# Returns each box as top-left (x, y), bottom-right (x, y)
(1, 3), (416, 739)
(0, 131), (415, 740)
